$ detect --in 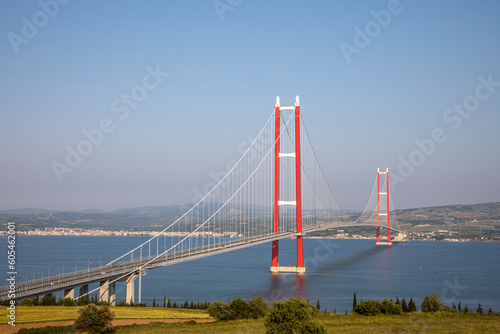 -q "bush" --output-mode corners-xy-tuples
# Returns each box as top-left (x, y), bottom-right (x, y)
(248, 296), (269, 319)
(207, 301), (233, 321)
(41, 295), (57, 306)
(421, 294), (444, 313)
(381, 300), (402, 315)
(354, 300), (382, 316)
(20, 298), (35, 306)
(73, 303), (115, 334)
(264, 297), (325, 334)
(230, 298), (250, 319)
(62, 298), (78, 306)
